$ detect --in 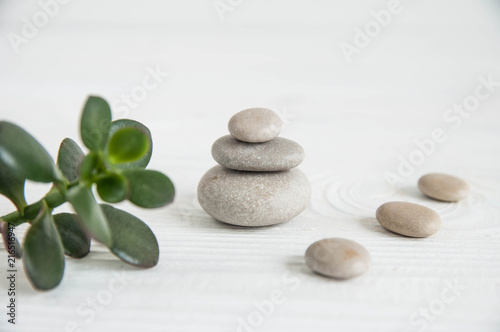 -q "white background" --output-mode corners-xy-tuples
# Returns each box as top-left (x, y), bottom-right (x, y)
(1, 0), (500, 331)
